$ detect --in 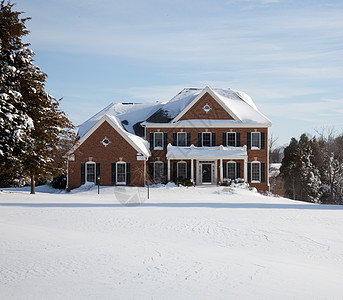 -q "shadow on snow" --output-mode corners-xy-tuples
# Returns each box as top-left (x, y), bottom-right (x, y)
(0, 202), (342, 210)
